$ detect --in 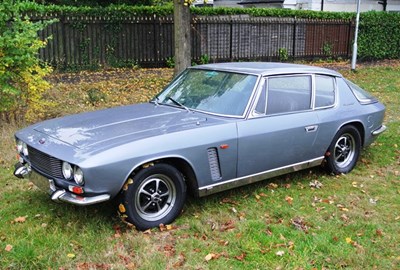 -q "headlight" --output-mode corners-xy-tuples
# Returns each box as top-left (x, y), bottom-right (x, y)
(16, 140), (29, 156)
(22, 142), (29, 156)
(62, 162), (73, 180)
(17, 140), (24, 153)
(73, 167), (84, 185)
